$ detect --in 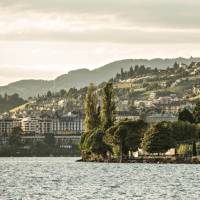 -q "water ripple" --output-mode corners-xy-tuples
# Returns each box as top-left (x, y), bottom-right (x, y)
(0, 158), (200, 199)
